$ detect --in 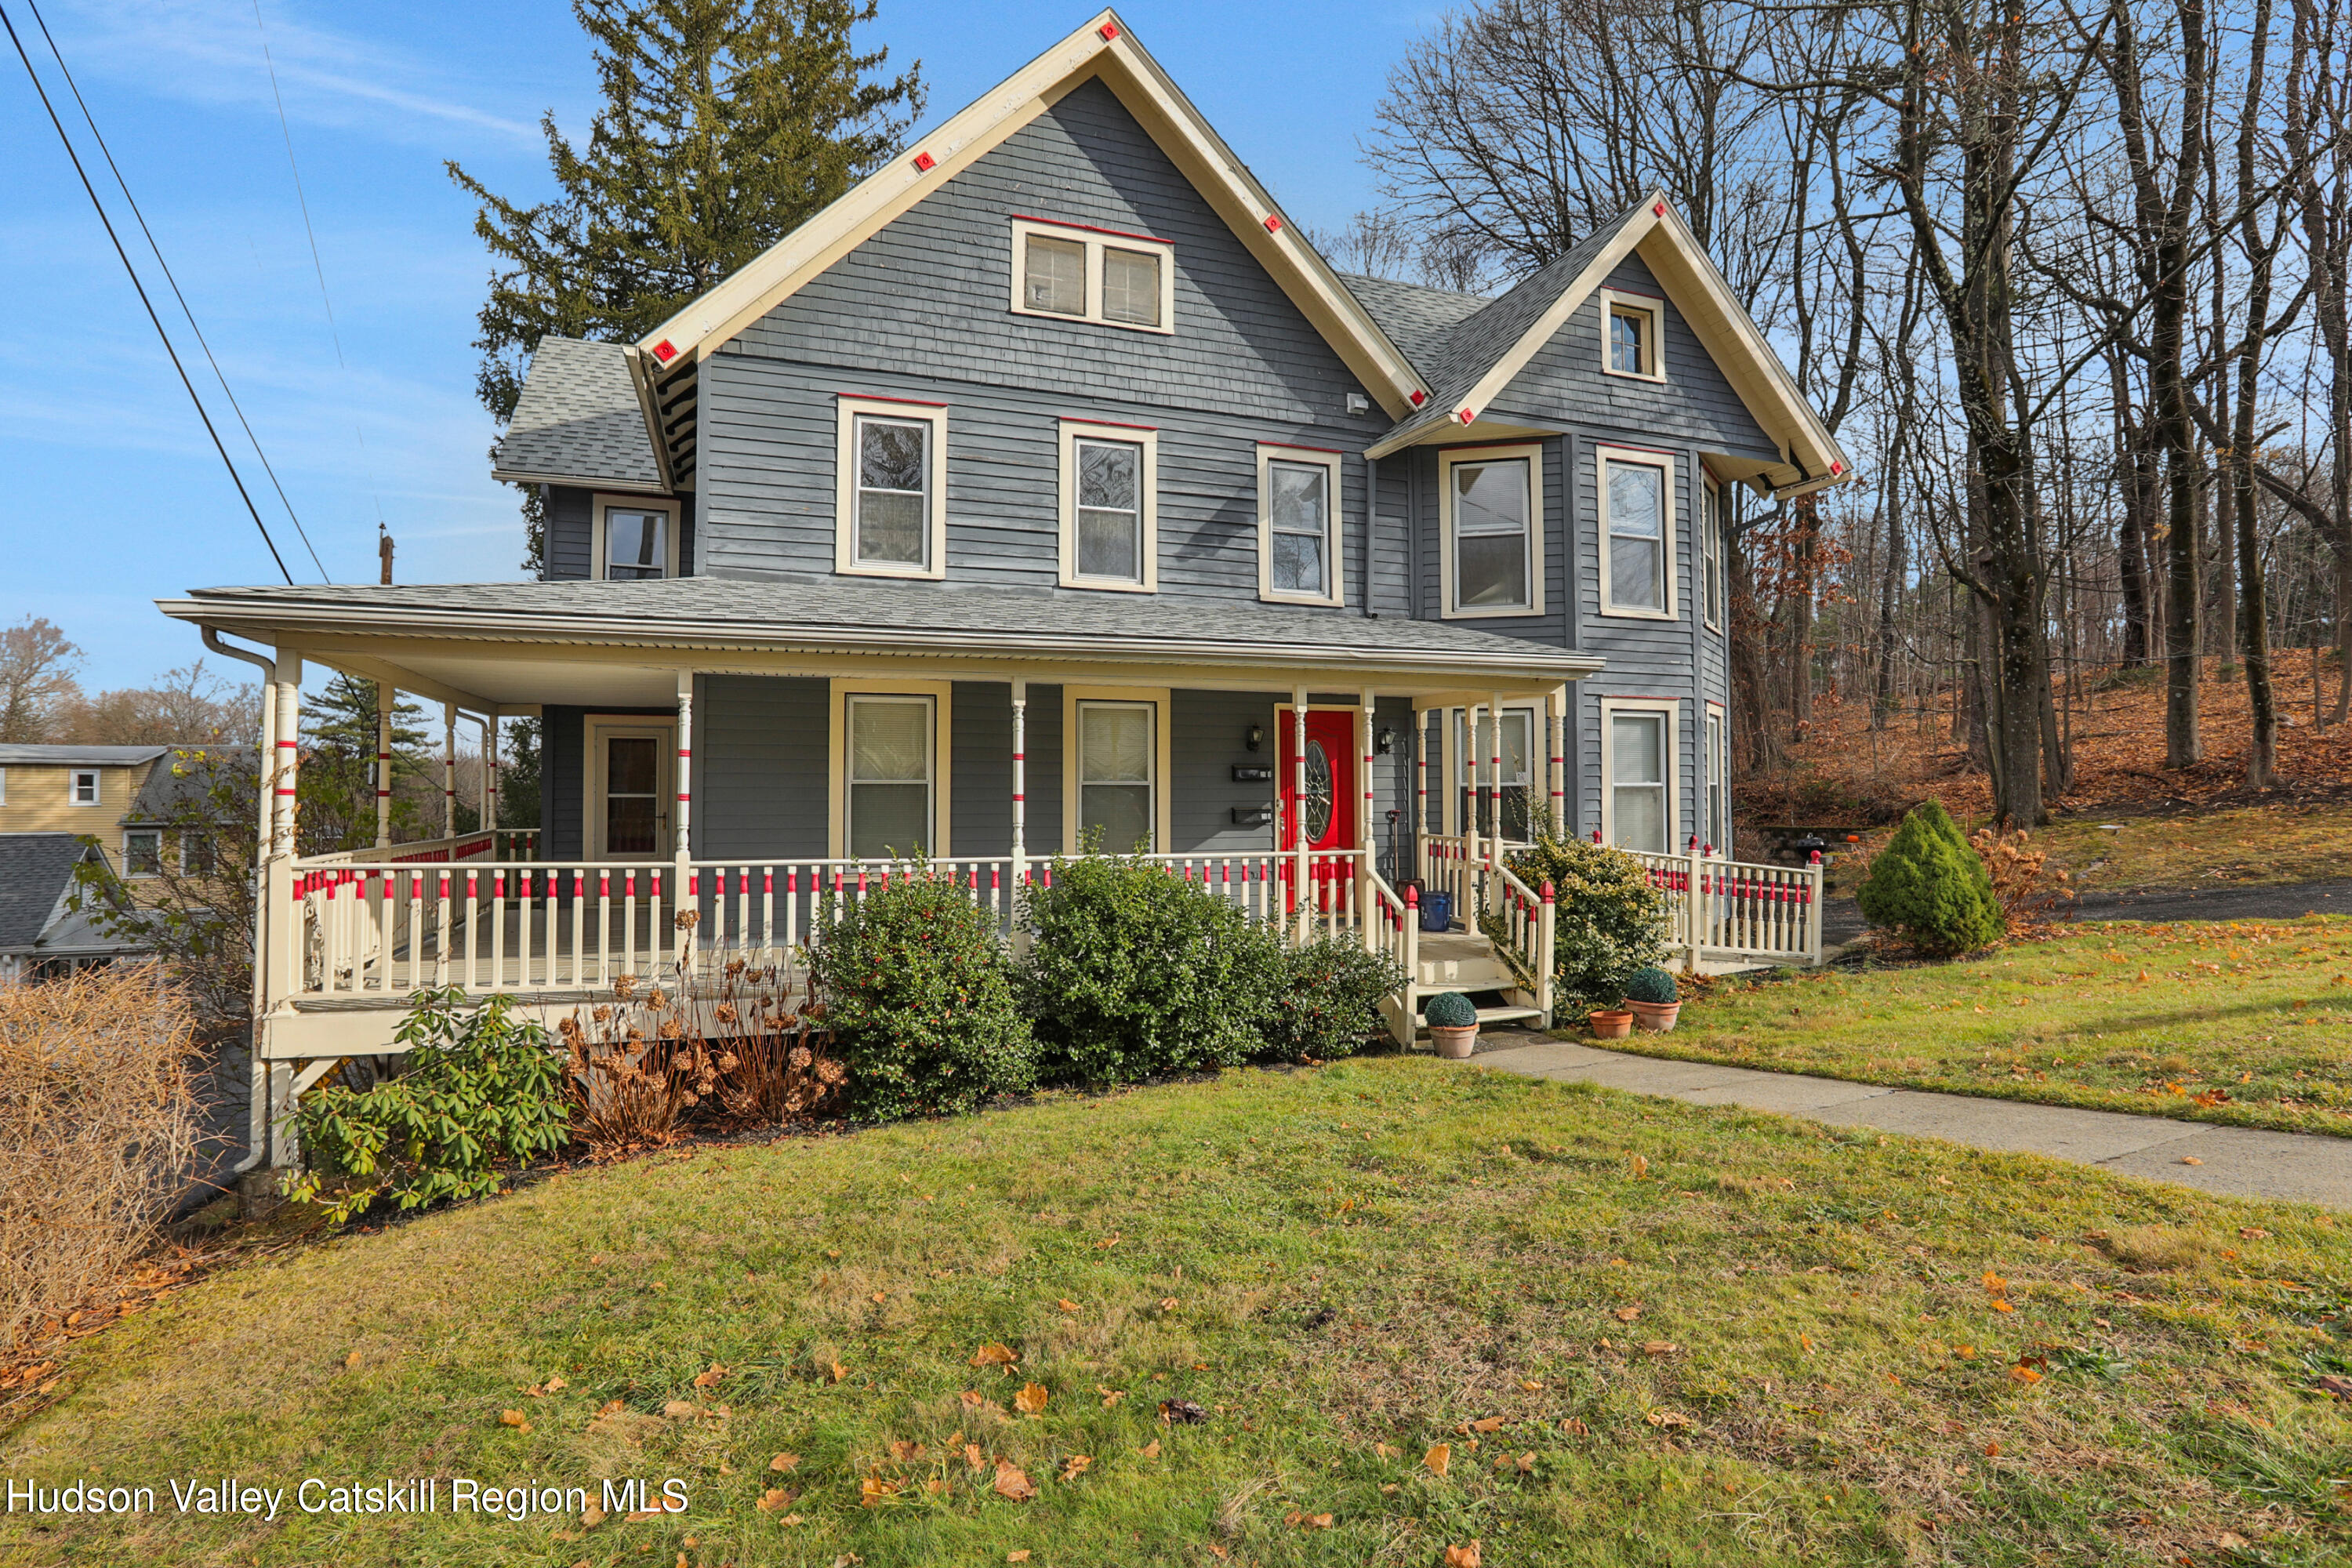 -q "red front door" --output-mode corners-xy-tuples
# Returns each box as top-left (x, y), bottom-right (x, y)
(1279, 709), (1358, 852)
